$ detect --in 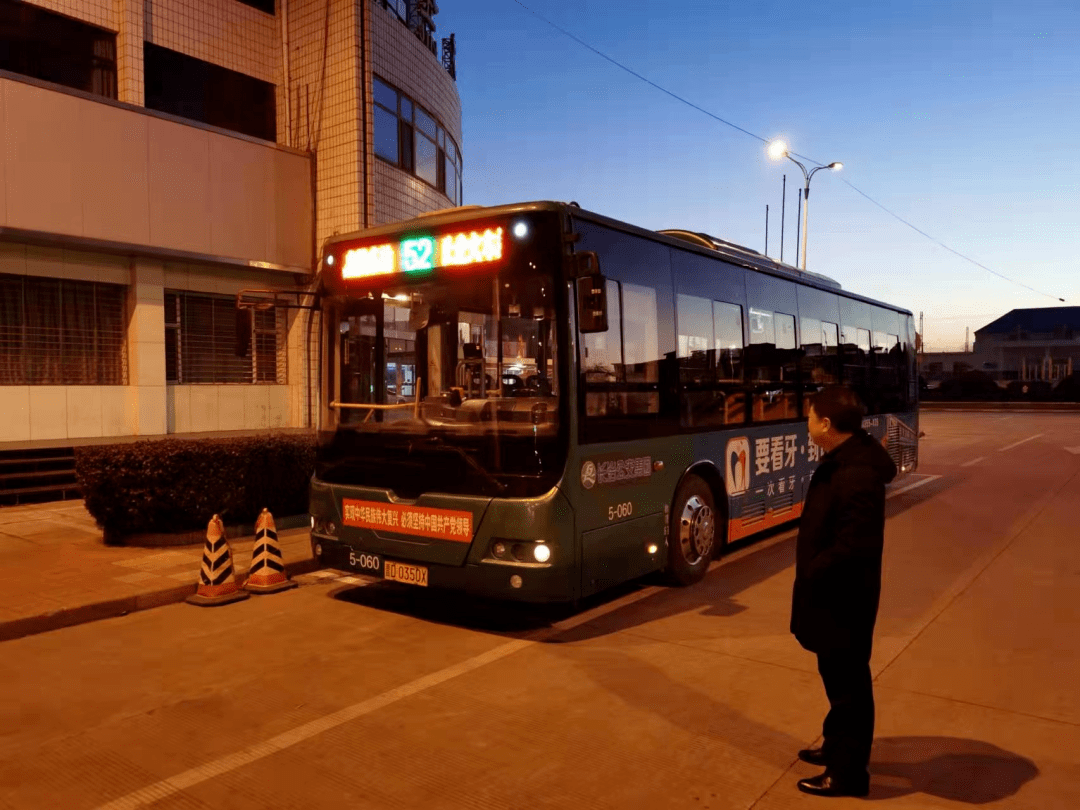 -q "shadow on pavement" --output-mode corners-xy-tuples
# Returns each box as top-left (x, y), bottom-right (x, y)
(327, 476), (952, 639)
(330, 580), (589, 634)
(868, 736), (1039, 803)
(329, 526), (799, 639)
(885, 473), (956, 518)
